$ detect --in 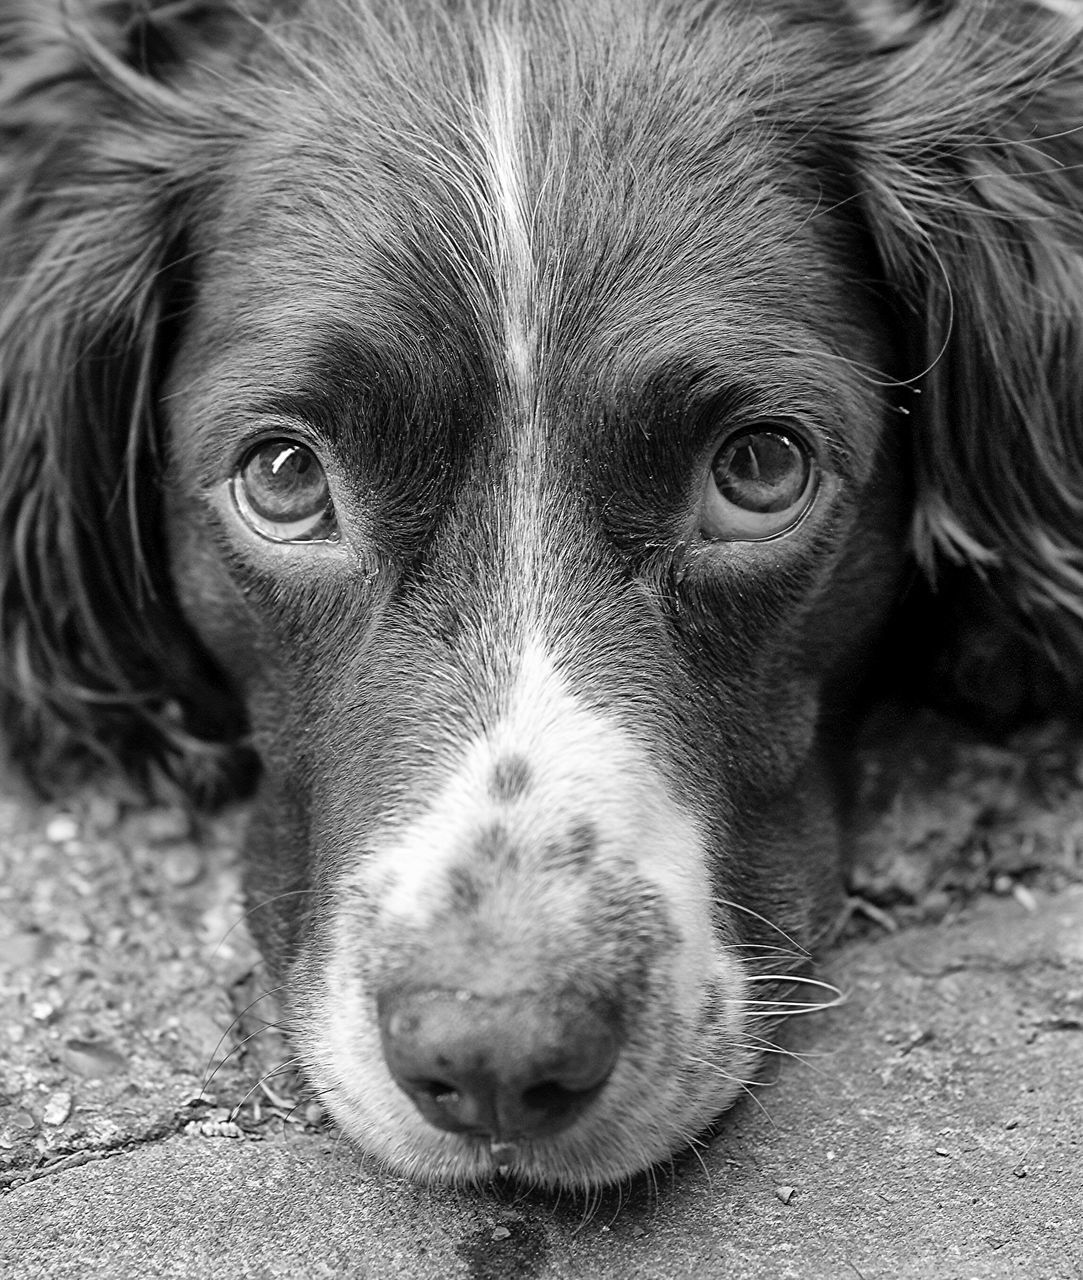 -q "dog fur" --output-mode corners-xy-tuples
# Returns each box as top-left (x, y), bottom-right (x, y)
(1, 0), (1082, 1190)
